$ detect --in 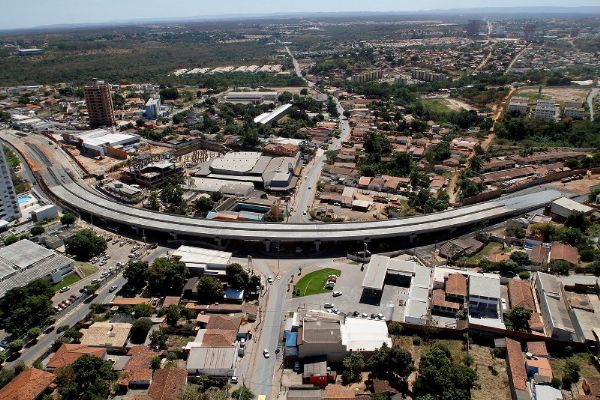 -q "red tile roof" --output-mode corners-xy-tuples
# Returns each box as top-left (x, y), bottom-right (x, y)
(506, 338), (528, 393)
(526, 341), (549, 358)
(147, 368), (187, 400)
(551, 242), (579, 265)
(202, 329), (237, 347)
(446, 273), (467, 298)
(162, 296), (181, 308)
(0, 368), (55, 400)
(324, 384), (356, 400)
(47, 344), (106, 369)
(508, 280), (536, 310)
(206, 315), (242, 331)
(529, 245), (550, 265)
(583, 376), (600, 397)
(432, 289), (461, 311)
(117, 345), (160, 387)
